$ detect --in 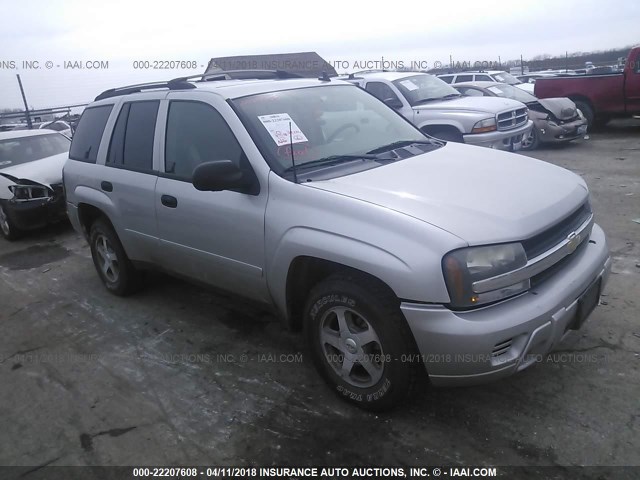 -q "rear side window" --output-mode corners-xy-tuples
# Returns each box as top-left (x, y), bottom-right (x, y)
(456, 74), (473, 82)
(165, 101), (245, 180)
(475, 75), (492, 81)
(107, 101), (159, 172)
(69, 105), (113, 162)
